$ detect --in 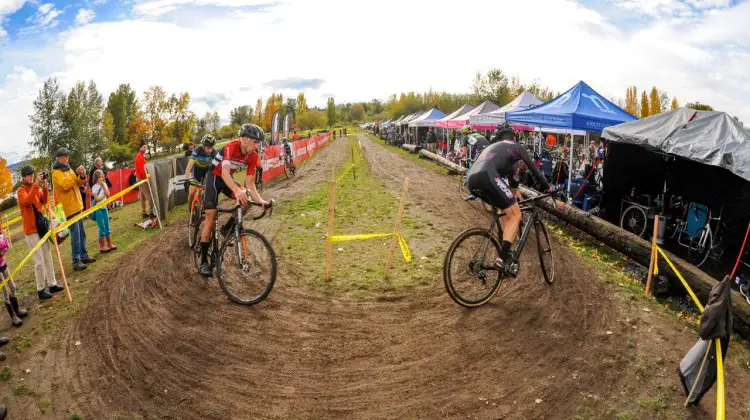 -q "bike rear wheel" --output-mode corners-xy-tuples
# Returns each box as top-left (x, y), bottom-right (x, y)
(283, 159), (292, 179)
(217, 229), (277, 305)
(688, 228), (712, 267)
(535, 221), (555, 284)
(443, 228), (503, 307)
